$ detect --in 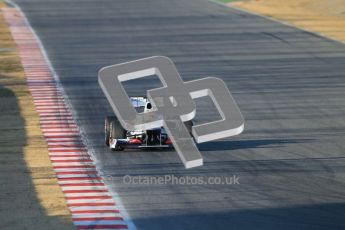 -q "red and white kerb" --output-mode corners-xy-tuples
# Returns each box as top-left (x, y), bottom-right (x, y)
(3, 7), (128, 230)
